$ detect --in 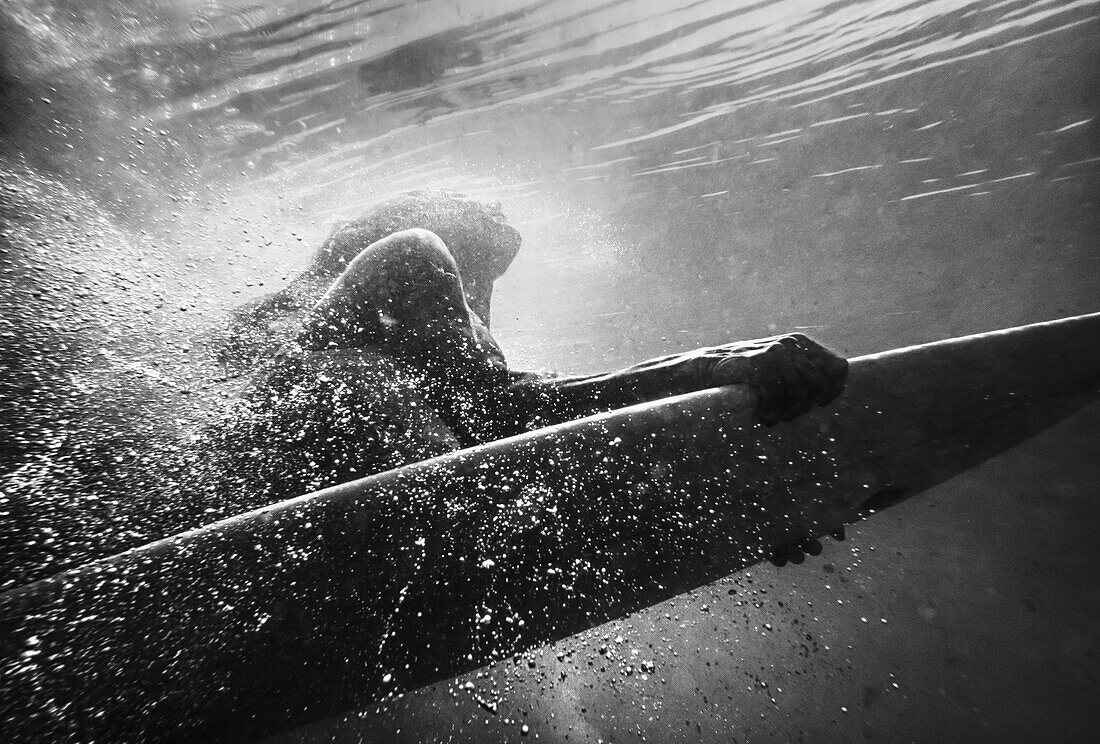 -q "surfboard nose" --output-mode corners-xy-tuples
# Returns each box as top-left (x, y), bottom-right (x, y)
(826, 311), (1100, 518)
